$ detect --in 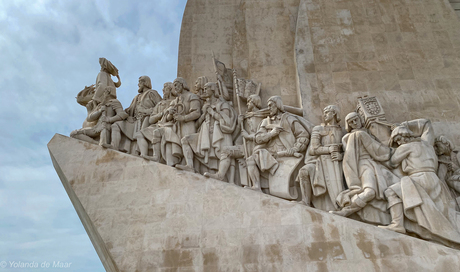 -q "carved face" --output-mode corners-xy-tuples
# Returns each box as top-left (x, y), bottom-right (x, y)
(247, 99), (255, 111)
(347, 115), (362, 130)
(138, 78), (145, 89)
(323, 109), (335, 123)
(434, 141), (449, 156)
(194, 79), (201, 93)
(268, 100), (278, 117)
(202, 84), (213, 99)
(393, 135), (409, 146)
(174, 81), (183, 94)
(163, 85), (171, 98)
